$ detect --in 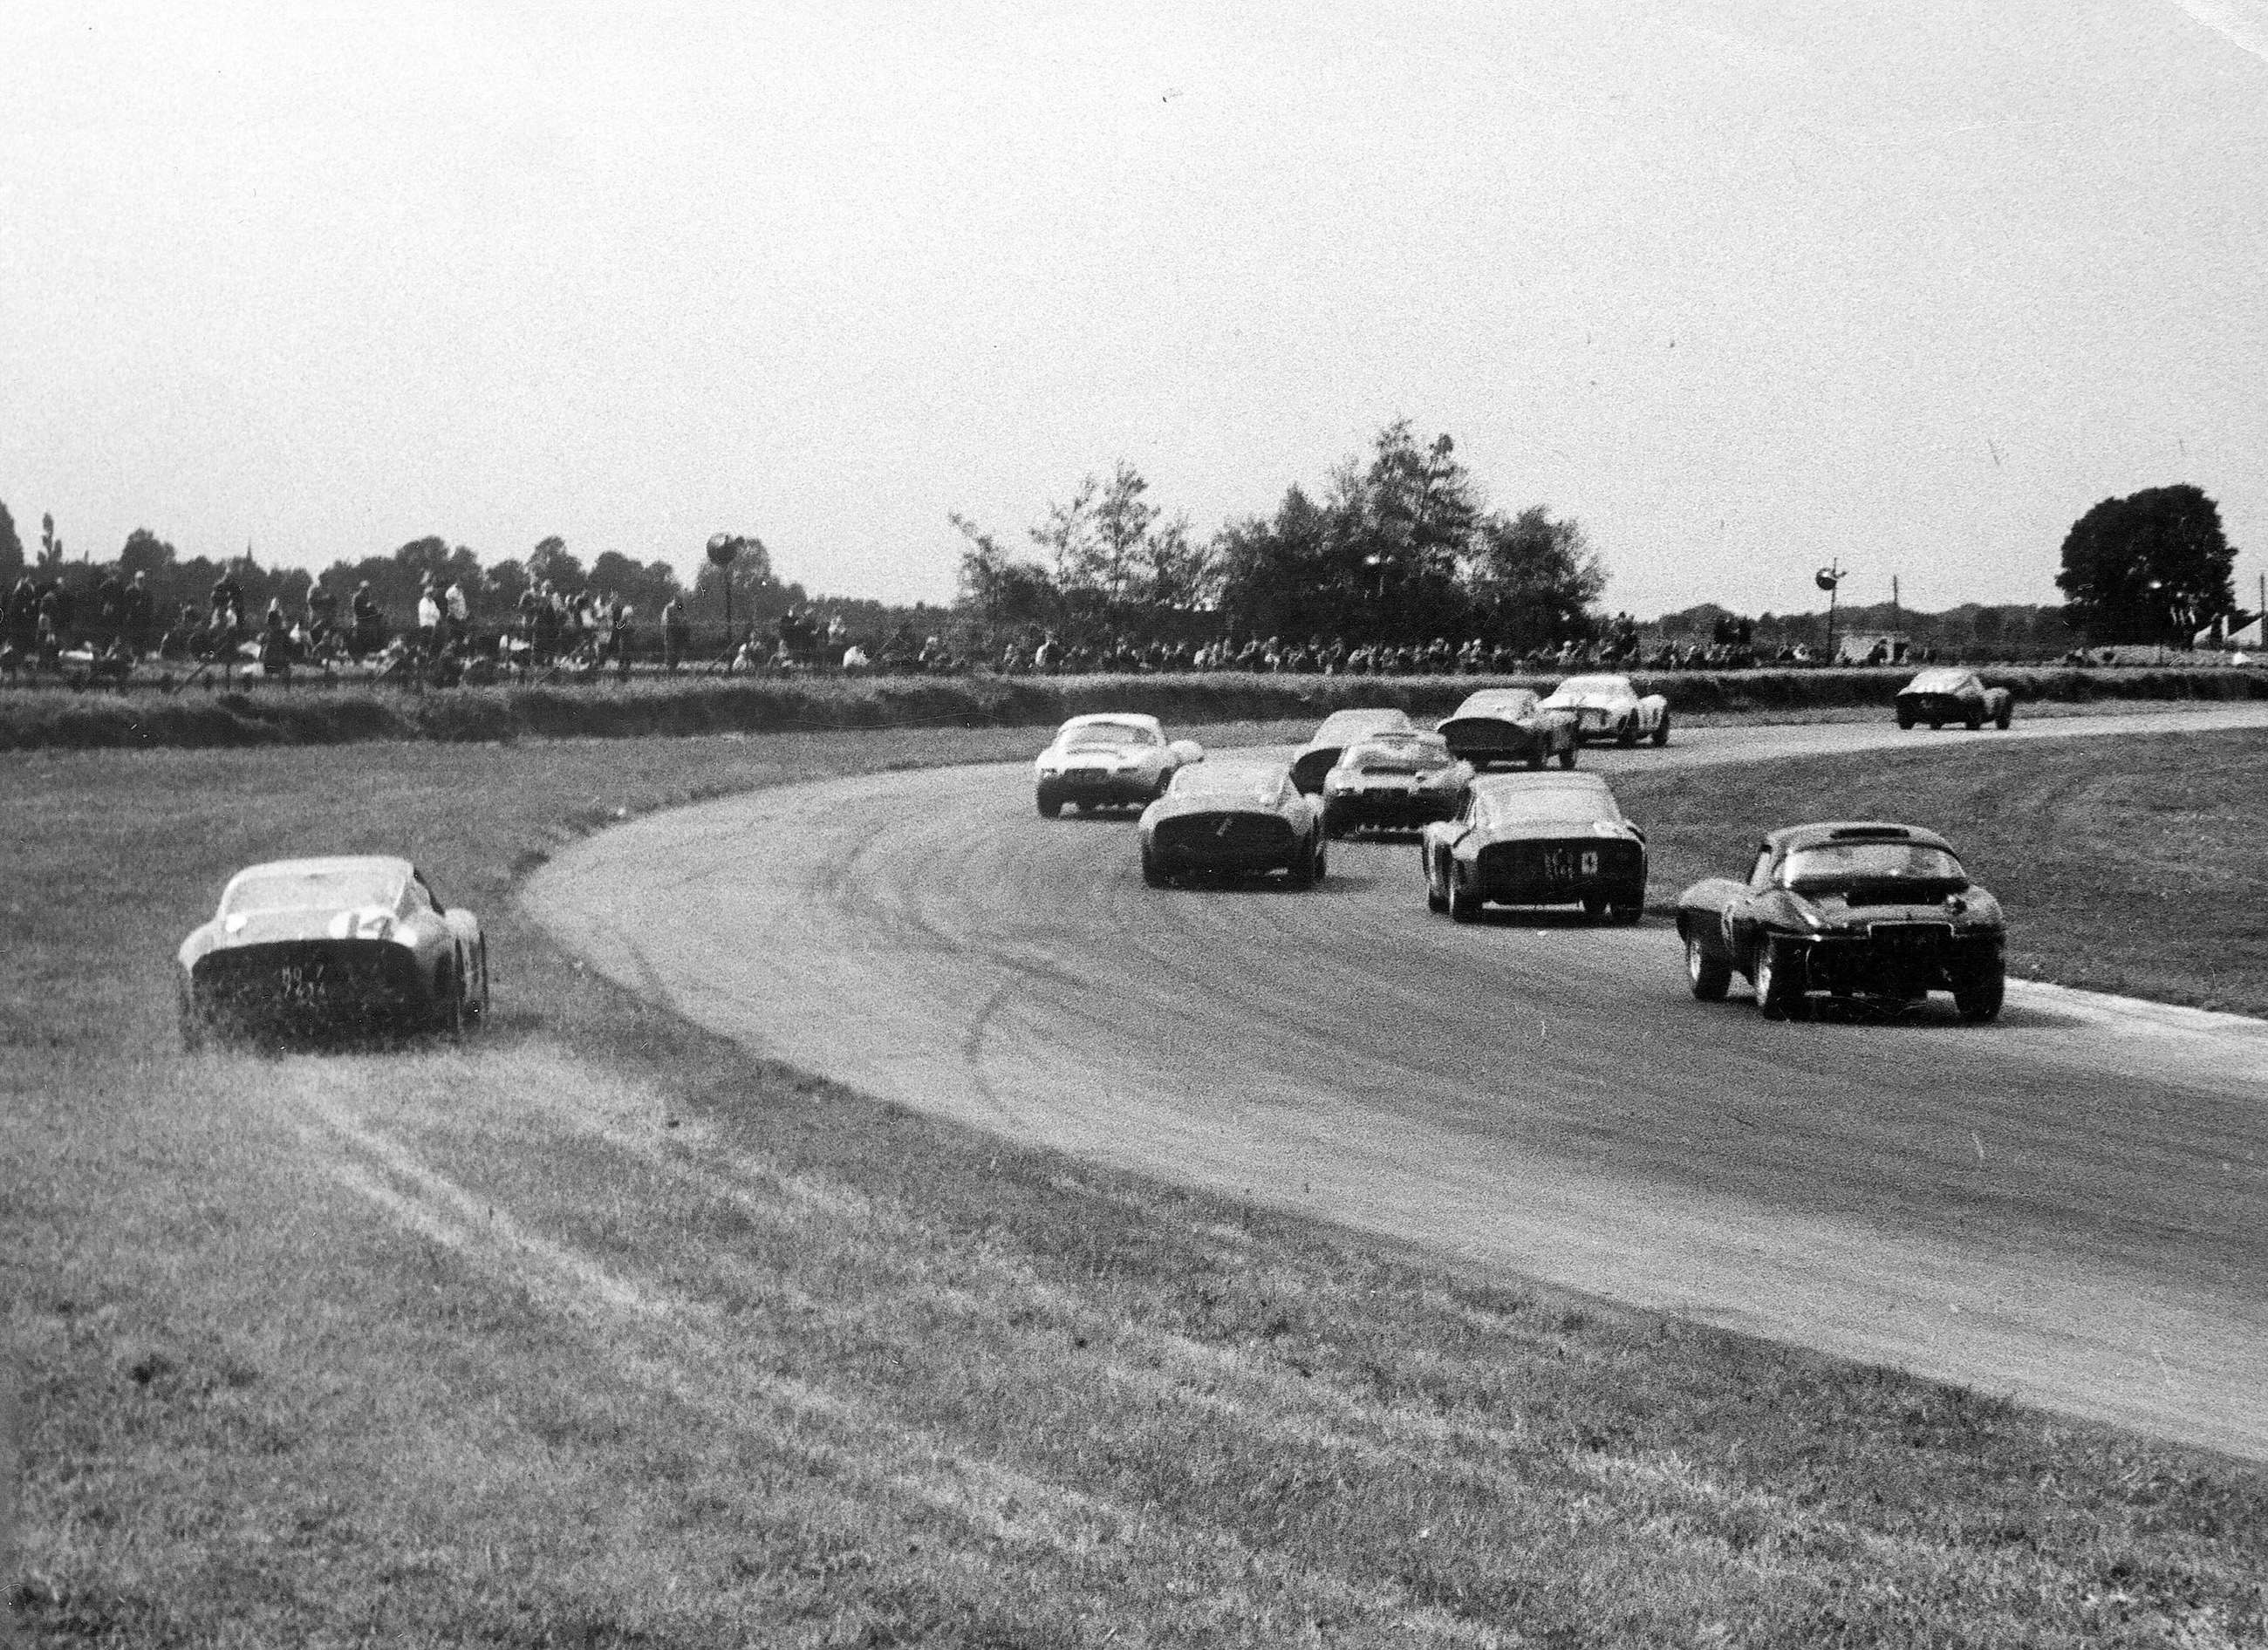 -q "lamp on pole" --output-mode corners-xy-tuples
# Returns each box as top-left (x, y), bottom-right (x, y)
(707, 533), (744, 649)
(1815, 562), (1846, 664)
